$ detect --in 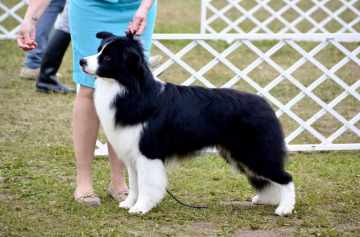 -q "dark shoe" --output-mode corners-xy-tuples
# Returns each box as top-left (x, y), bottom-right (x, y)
(36, 29), (75, 94)
(36, 83), (75, 94)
